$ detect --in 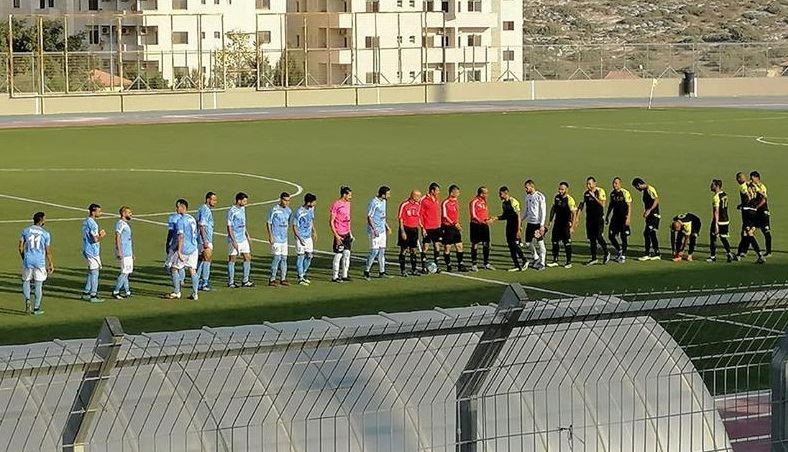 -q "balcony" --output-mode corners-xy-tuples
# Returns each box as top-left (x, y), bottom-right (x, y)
(446, 12), (497, 28)
(310, 48), (352, 65)
(425, 46), (496, 64)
